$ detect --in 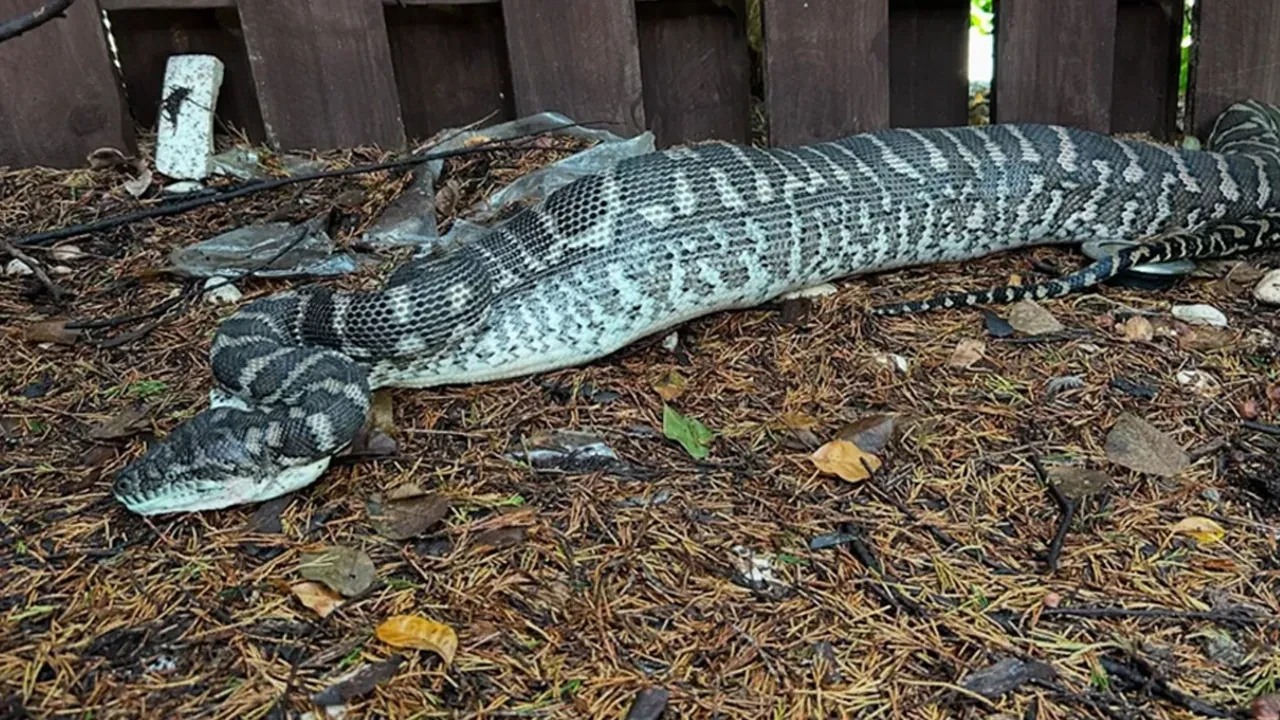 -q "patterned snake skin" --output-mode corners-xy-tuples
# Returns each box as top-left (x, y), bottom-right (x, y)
(112, 100), (1280, 515)
(869, 210), (1280, 315)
